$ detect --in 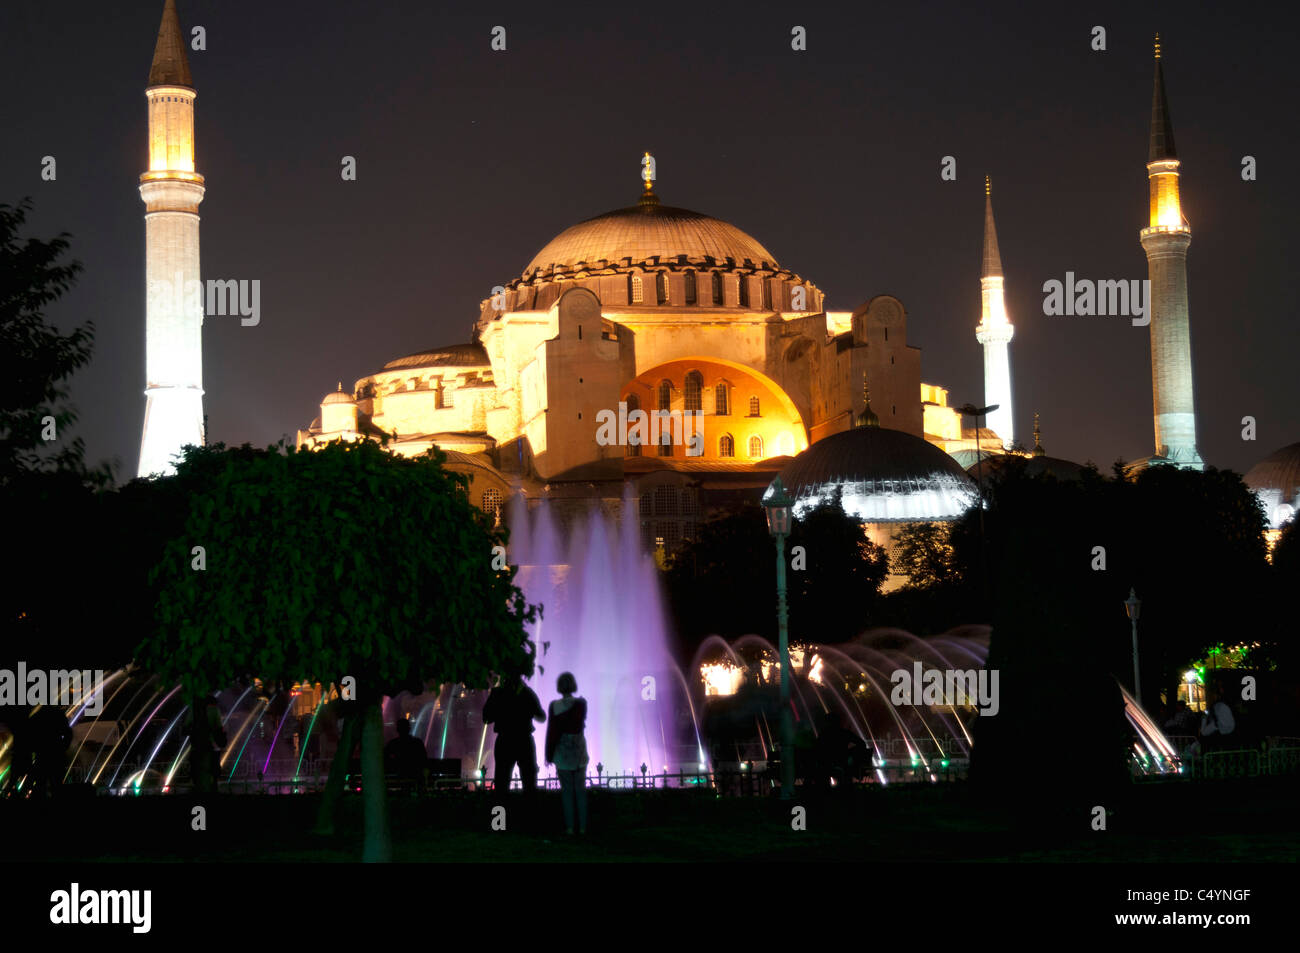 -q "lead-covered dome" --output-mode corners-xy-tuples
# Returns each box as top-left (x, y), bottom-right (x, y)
(524, 201), (778, 276)
(777, 426), (977, 522)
